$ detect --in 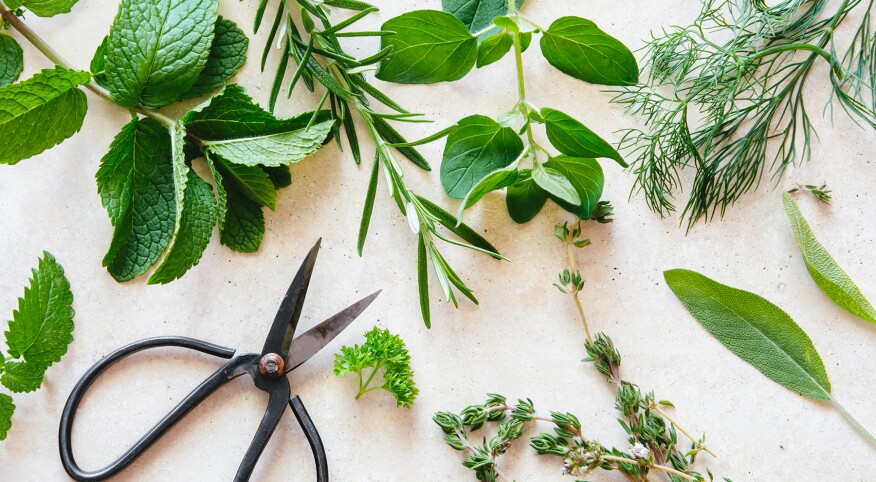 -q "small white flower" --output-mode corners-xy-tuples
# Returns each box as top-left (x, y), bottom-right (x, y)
(630, 442), (651, 460)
